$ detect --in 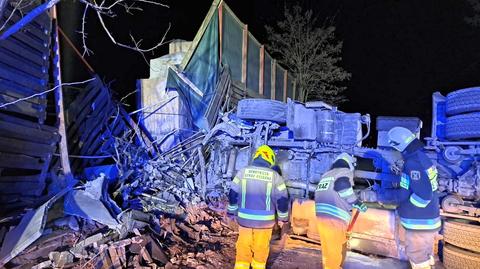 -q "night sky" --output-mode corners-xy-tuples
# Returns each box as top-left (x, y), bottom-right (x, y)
(59, 0), (480, 138)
